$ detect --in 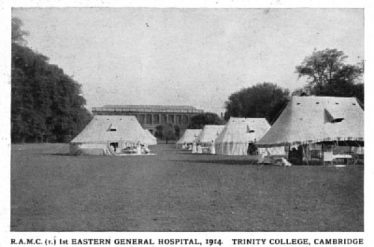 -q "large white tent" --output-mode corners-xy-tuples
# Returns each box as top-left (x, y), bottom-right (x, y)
(215, 117), (270, 155)
(257, 96), (364, 161)
(70, 115), (155, 155)
(196, 125), (224, 145)
(176, 129), (202, 148)
(257, 96), (364, 147)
